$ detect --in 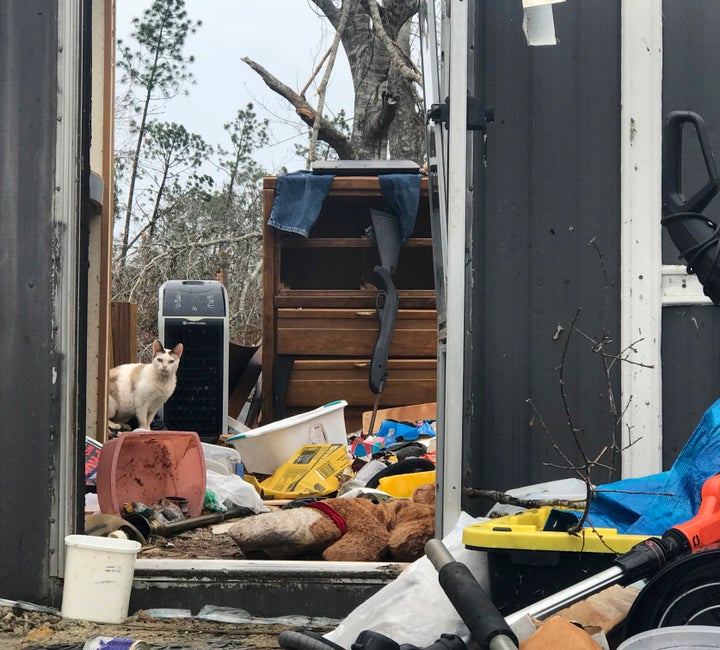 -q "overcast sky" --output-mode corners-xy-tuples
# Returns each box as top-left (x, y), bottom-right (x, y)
(116, 1), (355, 174)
